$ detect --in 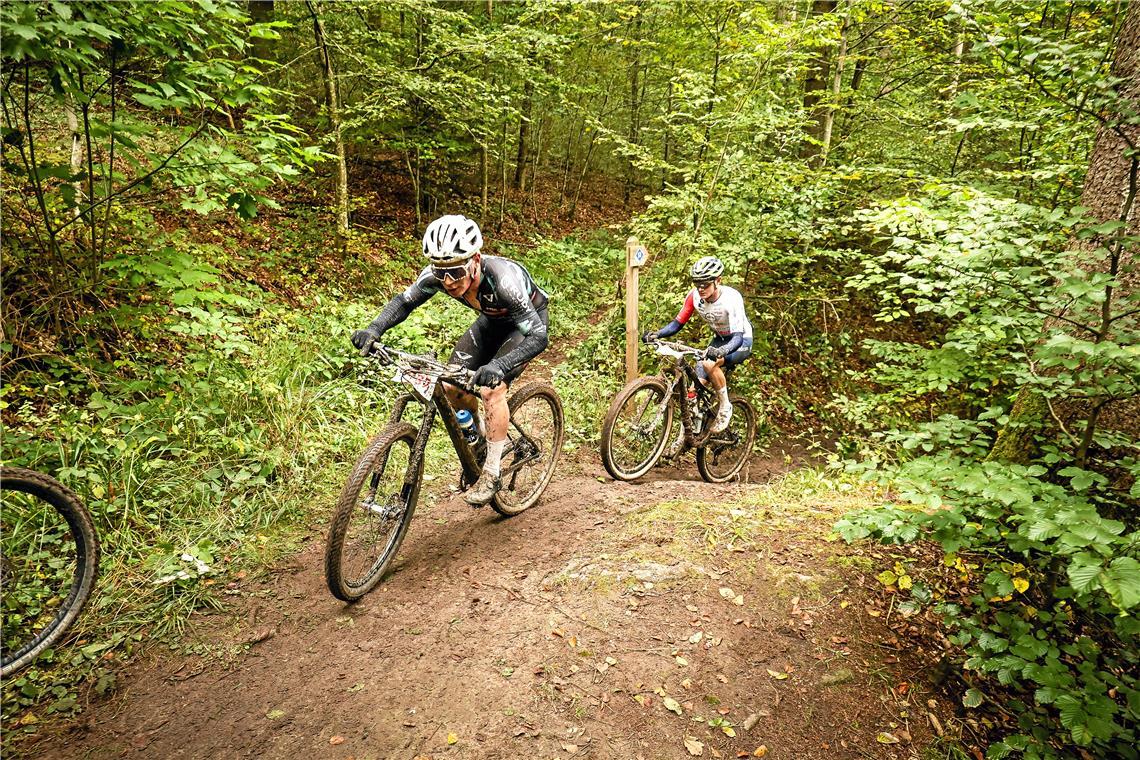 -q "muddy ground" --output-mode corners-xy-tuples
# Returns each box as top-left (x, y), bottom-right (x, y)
(23, 439), (958, 760)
